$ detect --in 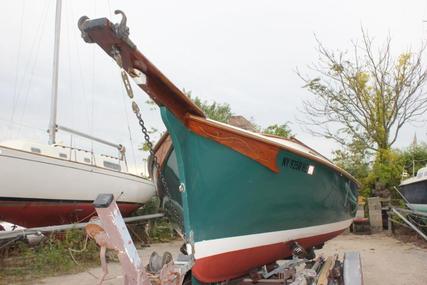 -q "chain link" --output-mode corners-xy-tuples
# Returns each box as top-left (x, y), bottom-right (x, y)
(133, 110), (170, 196)
(112, 48), (183, 230)
(133, 99), (184, 232)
